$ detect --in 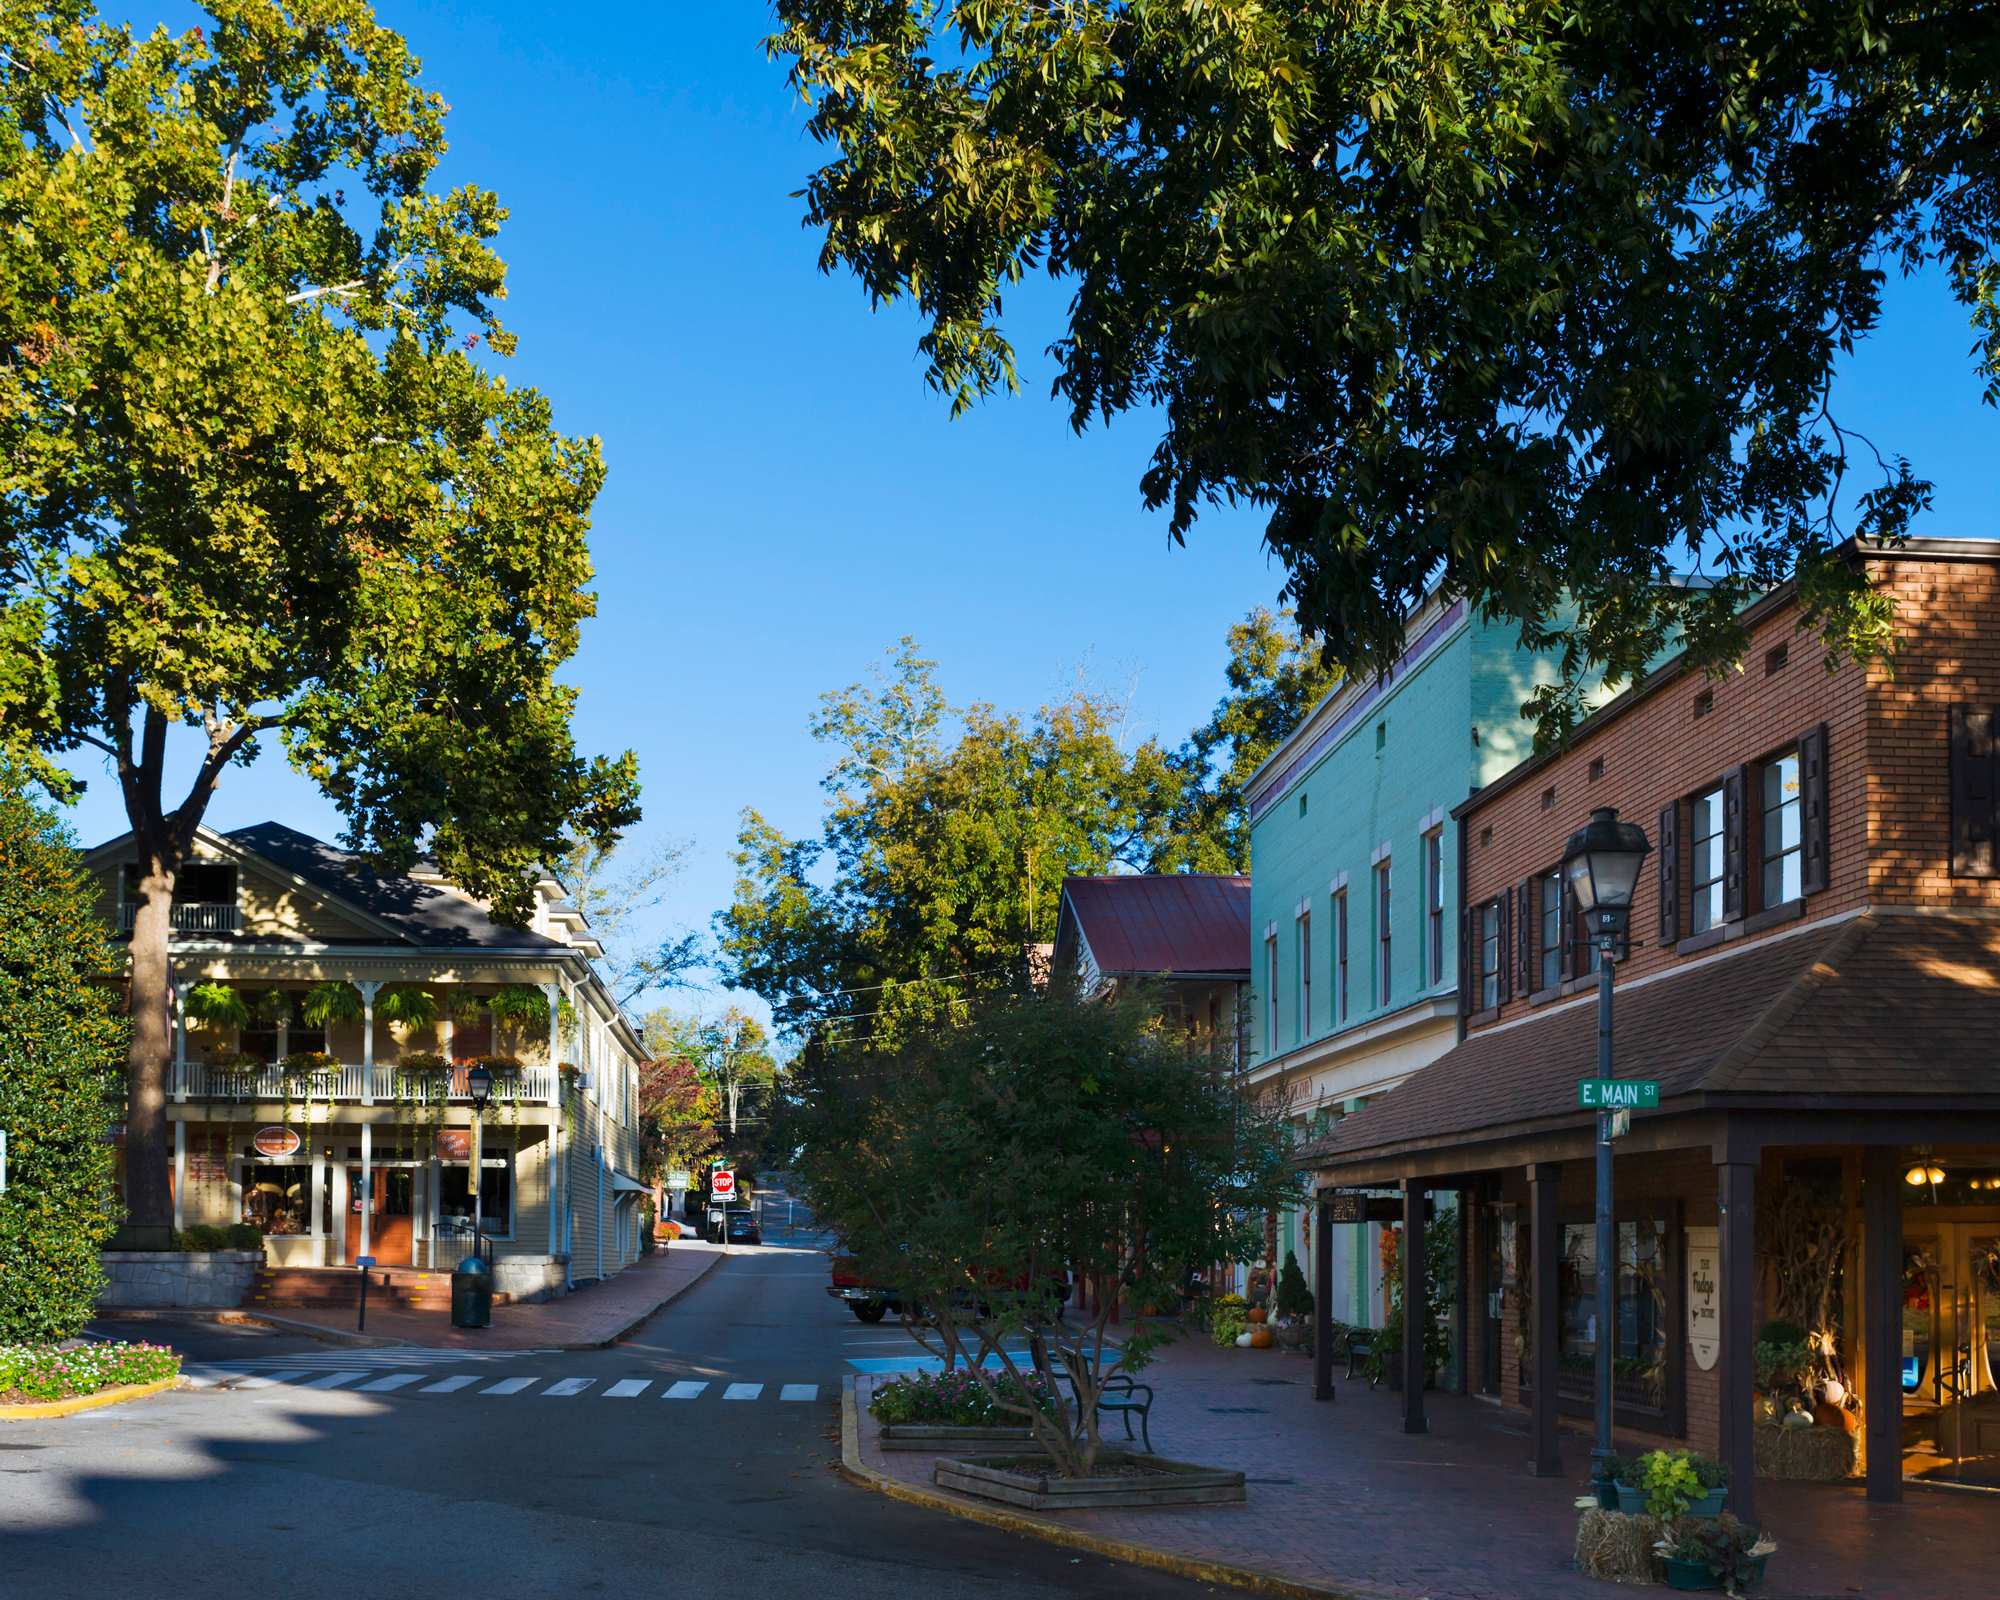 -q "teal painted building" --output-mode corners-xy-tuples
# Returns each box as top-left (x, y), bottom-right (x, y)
(1240, 588), (1592, 1329)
